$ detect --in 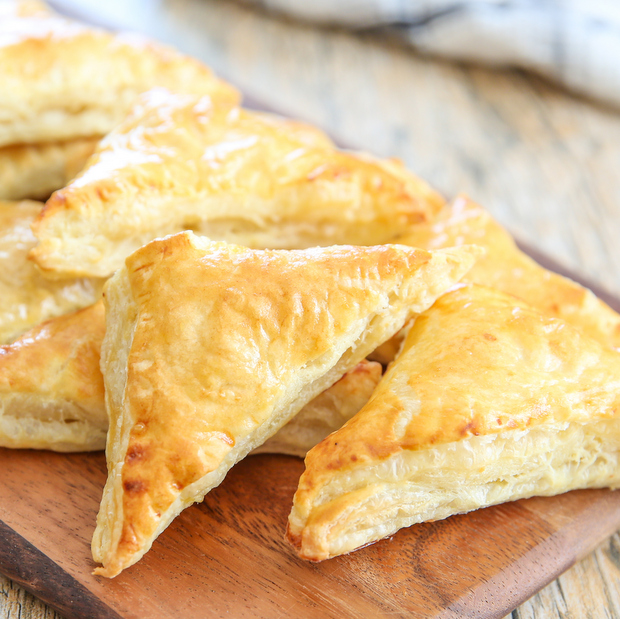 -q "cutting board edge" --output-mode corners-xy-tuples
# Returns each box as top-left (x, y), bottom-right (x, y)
(476, 490), (620, 619)
(0, 519), (121, 619)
